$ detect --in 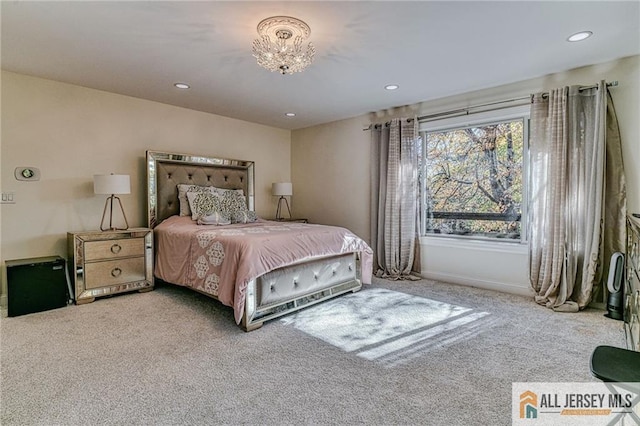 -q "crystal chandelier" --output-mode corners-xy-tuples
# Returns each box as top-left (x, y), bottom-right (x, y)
(252, 16), (315, 75)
